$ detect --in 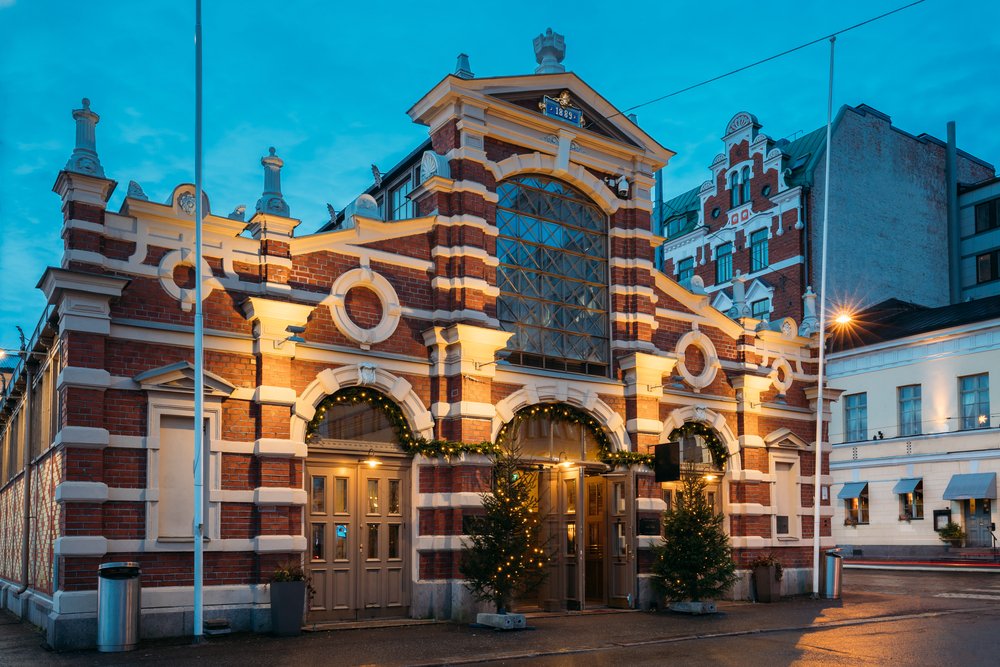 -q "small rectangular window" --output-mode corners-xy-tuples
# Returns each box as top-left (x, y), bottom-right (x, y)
(845, 484), (870, 525)
(751, 298), (770, 321)
(898, 385), (922, 436)
(389, 178), (413, 220)
(899, 482), (924, 520)
(750, 229), (769, 272)
(977, 250), (999, 284)
(975, 199), (999, 234)
(677, 257), (694, 283)
(715, 243), (733, 284)
(844, 393), (868, 442)
(959, 374), (990, 429)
